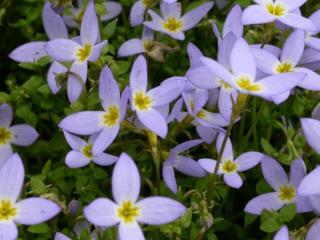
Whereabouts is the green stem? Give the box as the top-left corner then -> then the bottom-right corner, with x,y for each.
147,131 -> 161,194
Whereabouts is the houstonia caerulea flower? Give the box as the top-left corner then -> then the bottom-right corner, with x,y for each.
305,9 -> 320,51
162,139 -> 206,193
45,1 -> 108,102
63,0 -> 122,28
273,226 -> 289,240
144,1 -> 213,40
241,0 -> 316,31
0,103 -> 38,167
63,130 -> 117,168
59,65 -> 128,155
129,55 -> 186,138
199,133 -> 264,188
201,37 -> 306,100
300,118 -> 320,154
0,154 -> 60,240
245,157 -> 312,215
84,153 -> 186,240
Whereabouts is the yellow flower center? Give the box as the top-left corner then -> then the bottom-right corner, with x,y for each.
278,185 -> 296,203
143,40 -> 154,52
275,62 -> 294,73
102,105 -> 120,127
236,76 -> 261,92
82,144 -> 93,159
142,0 -> 155,7
0,127 -> 12,145
221,160 -> 237,173
162,17 -> 184,33
76,43 -> 92,63
196,110 -> 207,119
217,79 -> 233,91
265,3 -> 286,17
133,91 -> 152,111
0,200 -> 17,221
117,201 -> 140,224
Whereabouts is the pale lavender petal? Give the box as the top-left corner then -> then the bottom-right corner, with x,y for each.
301,118 -> 320,154
223,4 -> 243,38
175,156 -> 206,177
187,42 -> 203,69
92,125 -> 119,155
99,65 -> 120,107
93,153 -> 118,166
309,195 -> 320,213
112,153 -> 140,203
295,195 -> 313,213
289,158 -> 306,188
0,153 -> 24,201
162,166 -> 177,193
216,133 -> 234,161
84,198 -> 118,227
197,111 -> 229,127
218,89 -> 237,122
306,37 -> 320,51
137,109 -> 168,138
55,232 -> 71,240
65,150 -> 90,168
89,40 -> 107,62
81,1 -> 98,44
118,39 -> 144,57
42,2 -> 68,40
181,2 -> 213,31
59,111 -> 104,135
251,48 -> 279,74
241,5 -> 275,25
47,61 -> 68,94
173,139 -> 203,152
161,2 -> 181,19
224,173 -> 243,188
9,124 -> 39,146
148,77 -> 186,107
218,32 -> 237,68
120,87 -> 130,121
295,67 -> 320,90
298,166 -> 320,195
0,221 -> 18,240
101,1 -> 122,21
0,103 -> 12,126
130,0 -> 146,26
130,55 -> 148,93
281,0 -> 307,11
63,130 -> 86,151
306,219 -> 320,240
119,222 -> 144,240
235,152 -> 264,172
278,14 -> 317,32
67,62 -> 87,103
244,192 -> 283,215
230,38 -> 256,79
300,48 -> 320,65
167,98 -> 183,123
137,197 -> 186,225
196,126 -> 218,144
0,144 -> 13,168
273,226 -> 289,240
14,198 -> 60,225
281,29 -> 305,65
142,26 -> 154,40
188,66 -> 219,89
309,9 -> 320,31
198,158 -> 222,174
261,157 -> 289,191
45,39 -> 79,61
9,42 -> 47,63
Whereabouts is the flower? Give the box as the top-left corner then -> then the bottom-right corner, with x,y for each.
199,133 -> 264,188
273,225 -> 289,240
0,103 -> 38,167
45,1 -> 108,102
241,0 -> 316,32
144,1 -> 213,40
55,232 -> 70,240
84,153 -> 186,240
201,37 -> 306,99
162,139 -> 206,193
245,157 -> 312,215
305,9 -> 320,51
63,130 -> 117,168
129,55 -> 186,138
59,65 -> 128,155
0,154 -> 60,240
300,118 -> 320,154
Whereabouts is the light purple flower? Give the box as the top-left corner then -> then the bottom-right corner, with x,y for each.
298,166 -> 320,196
0,103 -> 38,167
273,225 -> 289,240
144,1 -> 213,40
45,1 -> 108,102
163,139 -> 206,193
64,0 -> 122,28
84,153 -> 186,240
300,48 -> 320,71
129,55 -> 186,138
55,232 -> 70,240
306,219 -> 320,240
241,0 -> 317,32
0,154 -> 60,239
305,9 -> 320,51
199,133 -> 264,189
300,118 -> 320,154
63,130 -> 117,168
59,65 -> 128,155
201,37 -> 306,100
245,157 -> 312,215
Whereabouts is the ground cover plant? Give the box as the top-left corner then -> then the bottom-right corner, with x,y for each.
1,0 -> 320,239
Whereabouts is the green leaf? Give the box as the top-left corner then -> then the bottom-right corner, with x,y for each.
31,176 -> 47,195
278,203 -> 296,223
27,223 -> 50,233
261,137 -> 277,155
102,19 -> 118,39
260,218 -> 281,233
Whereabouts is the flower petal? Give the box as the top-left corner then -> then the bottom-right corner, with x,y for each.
181,2 -> 213,31
306,37 -> 320,51
162,166 -> 177,193
161,2 -> 181,19
45,39 -> 79,62
175,156 -> 206,177
136,197 -> 186,225
278,14 -> 316,32
235,151 -> 264,172
198,158 -> 221,174
273,225 -> 289,240
9,124 -> 39,146
251,48 -> 279,74
173,139 -> 203,152
298,166 -> 320,196
223,173 -> 243,188
67,62 -> 87,103
118,222 -> 145,240
93,153 -> 118,166
99,65 -> 120,107
118,39 -> 144,57
101,1 -> 122,21
89,40 -> 108,62
295,195 -> 313,213
281,29 -> 305,66
137,109 -> 168,138
84,198 -> 119,227
289,158 -> 306,188
92,125 -> 119,155
63,130 -> 86,151
0,221 -> 18,240
0,144 -> 13,168
130,0 -> 146,26
130,55 -> 148,93
112,153 -> 141,204
241,5 -> 275,25
0,103 -> 12,126
223,4 -> 243,38
301,118 -> 320,154
306,219 -> 320,240
244,192 -> 283,215
65,150 -> 90,168
188,66 -> 219,89
55,232 -> 71,240
295,67 -> 320,90
9,42 -> 47,63
187,42 -> 203,69
216,132 -> 234,161
14,198 -> 60,225
281,0 -> 307,11
47,61 -> 68,94
81,1 -> 98,44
